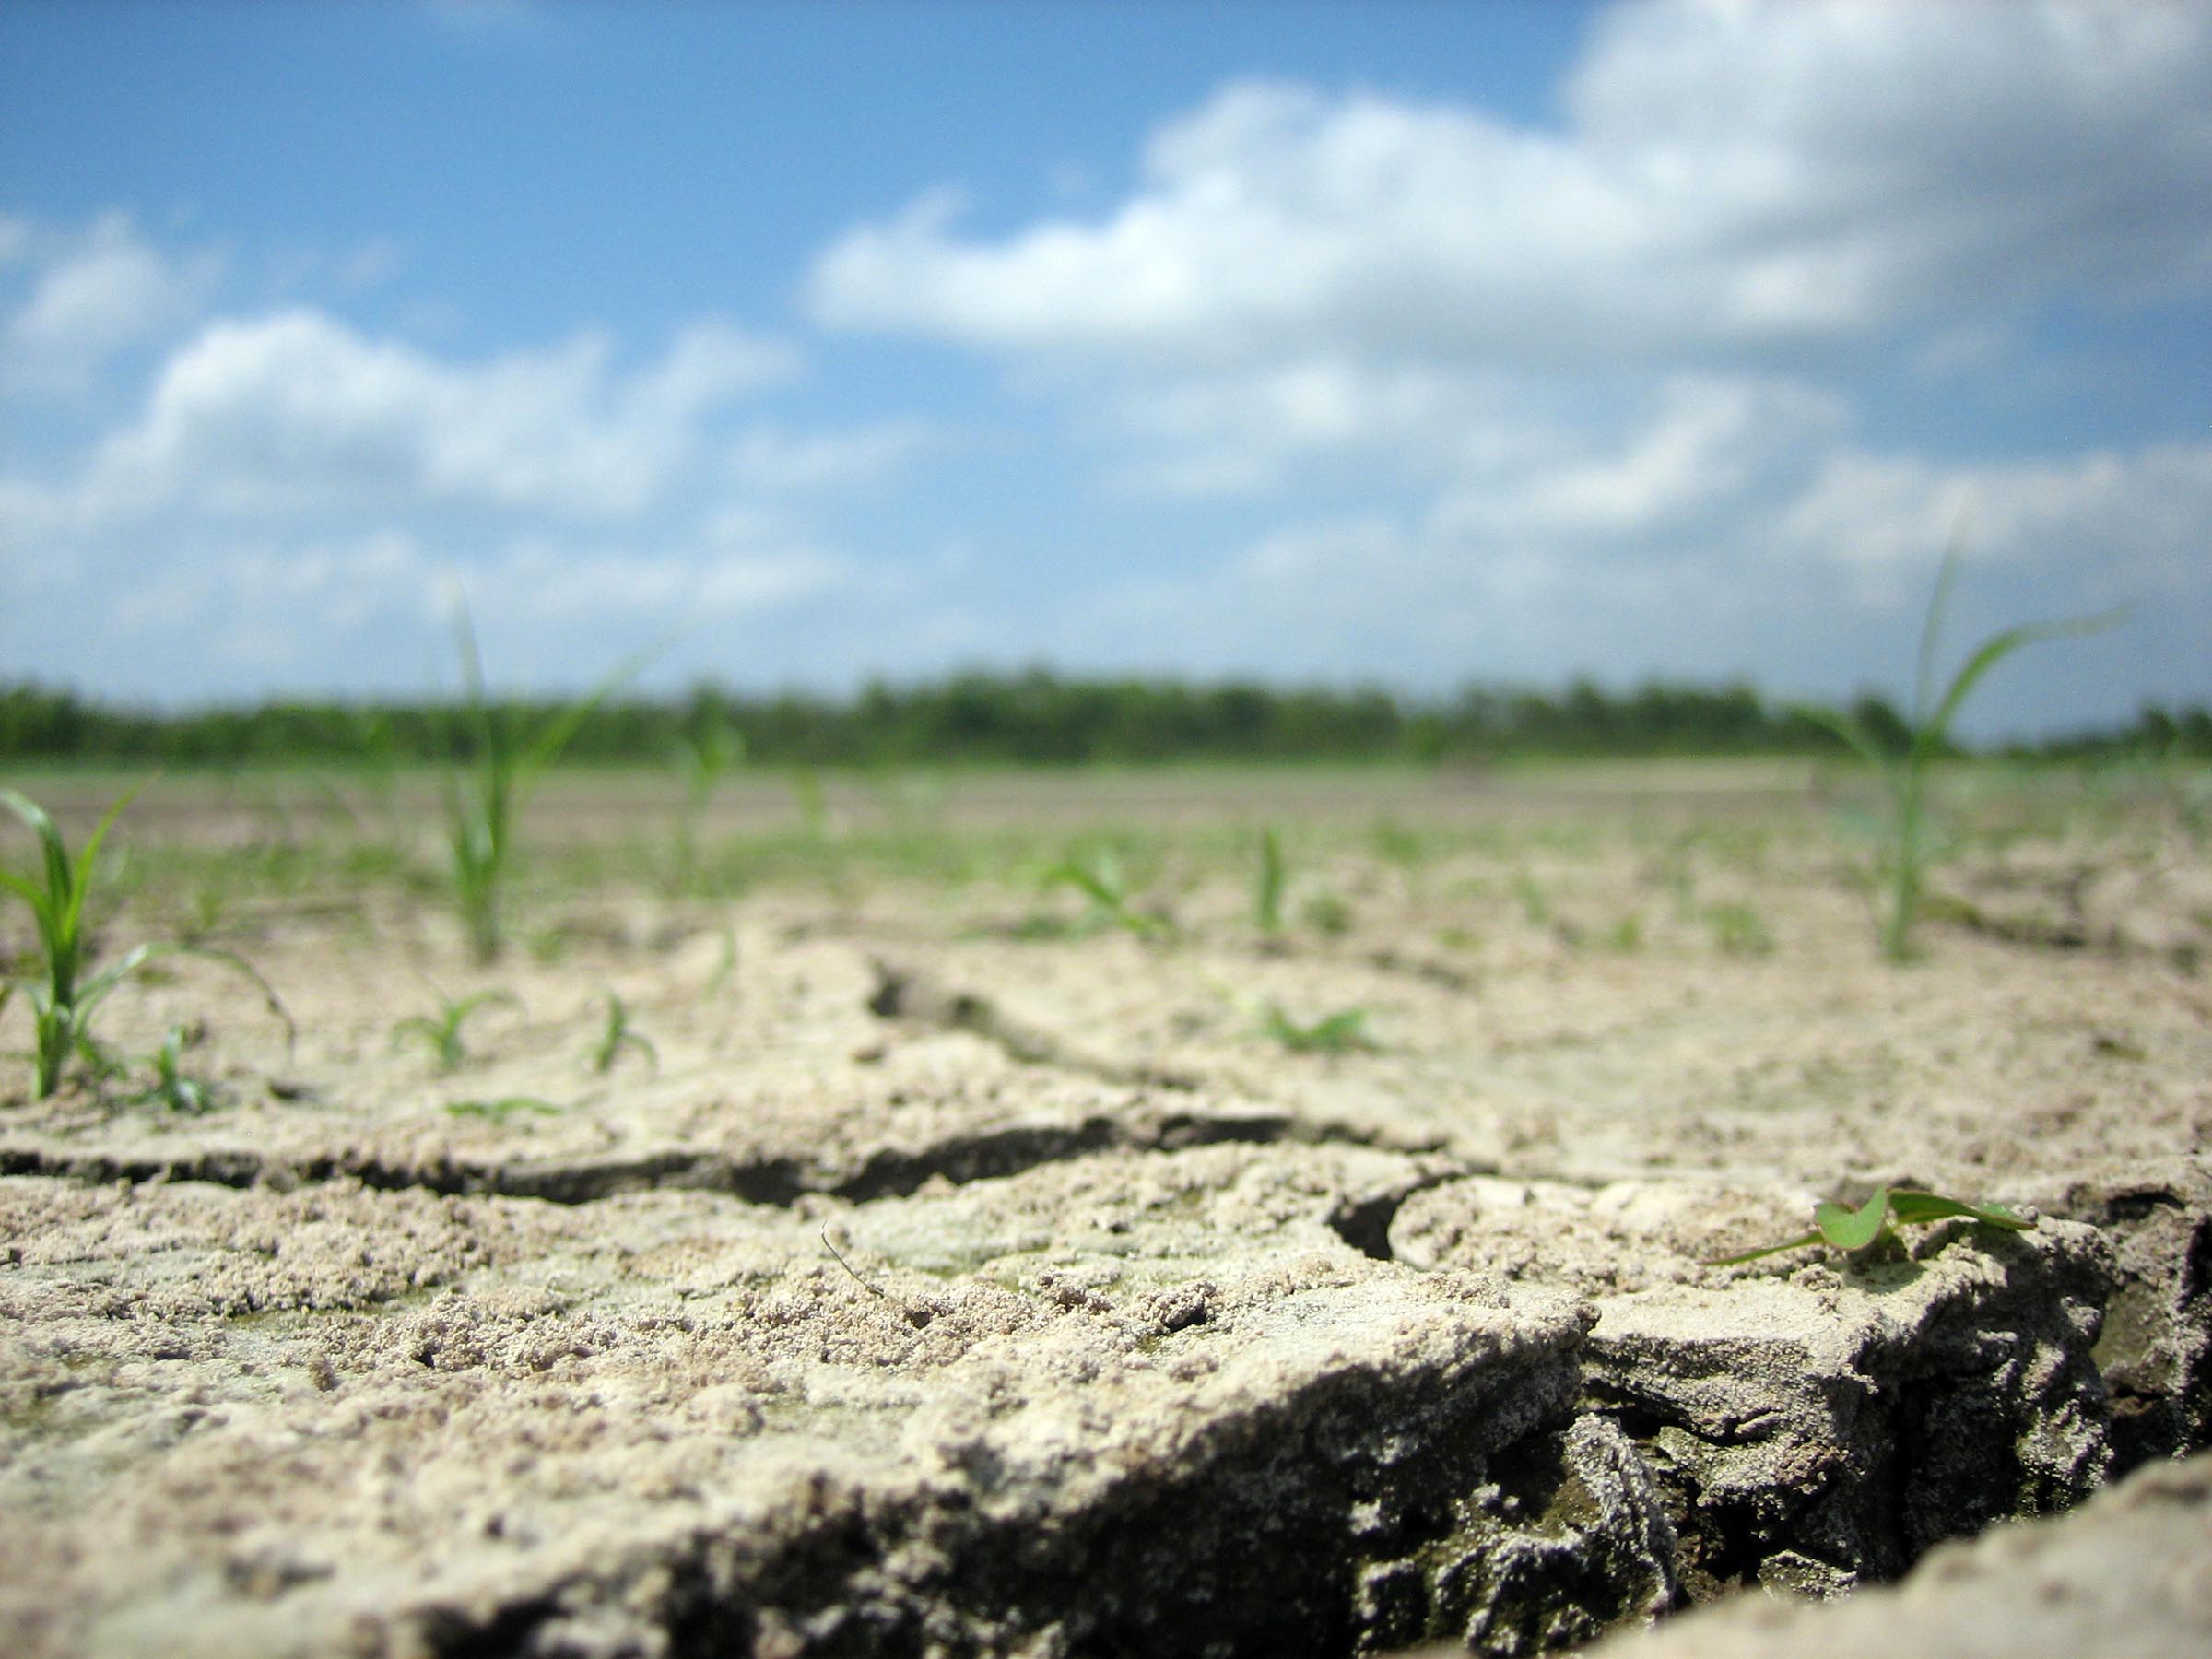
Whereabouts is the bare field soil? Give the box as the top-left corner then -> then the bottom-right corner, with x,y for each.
3,761 -> 2208,1657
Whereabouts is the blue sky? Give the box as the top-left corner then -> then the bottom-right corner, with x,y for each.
3,0 -> 2207,737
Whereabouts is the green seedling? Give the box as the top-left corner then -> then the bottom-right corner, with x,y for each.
2,782 -> 292,1098
1260,1001 -> 1378,1054
392,986 -> 522,1072
671,719 -> 744,892
1797,538 -> 2119,962
1043,848 -> 1171,939
1298,888 -> 1352,936
444,1095 -> 562,1123
125,1024 -> 222,1114
441,603 -> 652,963
1254,828 -> 1286,935
1706,1186 -> 2034,1266
1703,900 -> 1775,957
585,989 -> 657,1076
1512,871 -> 1551,928
1602,914 -> 1645,953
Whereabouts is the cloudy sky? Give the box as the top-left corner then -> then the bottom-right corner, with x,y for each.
3,0 -> 2206,735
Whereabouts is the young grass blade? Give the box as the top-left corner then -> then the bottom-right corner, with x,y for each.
1261,1002 -> 1378,1054
587,990 -> 658,1076
444,1095 -> 562,1123
1813,1187 -> 1894,1252
1705,1183 -> 2036,1268
3,777 -> 227,1096
76,941 -> 295,1052
1887,1190 -> 2033,1231
1920,611 -> 2127,759
1254,829 -> 1286,934
1790,703 -> 1894,781
393,986 -> 522,1072
1703,1230 -> 1827,1268
1796,530 -> 2124,963
442,599 -> 662,961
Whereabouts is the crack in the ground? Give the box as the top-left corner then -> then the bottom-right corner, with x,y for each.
0,1105 -> 1414,1210
1324,1168 -> 1473,1261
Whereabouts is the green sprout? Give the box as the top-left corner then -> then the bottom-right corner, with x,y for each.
1706,1186 -> 2035,1267
1601,913 -> 1645,953
671,717 -> 744,892
1703,900 -> 1775,958
125,1024 -> 222,1114
1260,1002 -> 1378,1054
1798,538 -> 2119,962
585,989 -> 658,1076
391,986 -> 523,1072
1043,847 -> 1171,939
1297,888 -> 1352,936
1511,871 -> 1551,928
1254,828 -> 1287,935
441,602 -> 651,962
2,782 -> 292,1099
444,1095 -> 563,1123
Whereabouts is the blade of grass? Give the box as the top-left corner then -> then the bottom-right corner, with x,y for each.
1887,1191 -> 2032,1230
441,599 -> 660,961
4,778 -> 289,1096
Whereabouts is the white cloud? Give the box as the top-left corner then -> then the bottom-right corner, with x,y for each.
61,309 -> 796,522
1067,414 -> 2212,696
3,213 -> 219,393
80,515 -> 863,692
1100,358 -> 1541,496
726,418 -> 934,492
1779,440 -> 2212,606
470,526 -> 853,626
1431,375 -> 1846,543
811,2 -> 2212,367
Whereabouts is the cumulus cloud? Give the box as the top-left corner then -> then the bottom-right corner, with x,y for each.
796,0 -> 2211,723
3,213 -> 219,393
1070,427 -> 2212,700
61,309 -> 796,521
811,1 -> 2212,367
1778,440 -> 2212,606
72,514 -> 865,694
1430,376 -> 1848,543
726,419 -> 935,492
1099,359 -> 1545,496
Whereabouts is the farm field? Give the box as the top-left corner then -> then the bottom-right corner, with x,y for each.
4,759 -> 2208,1657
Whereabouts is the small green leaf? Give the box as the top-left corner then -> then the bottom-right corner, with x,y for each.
1815,1187 -> 1893,1251
1888,1190 -> 2033,1230
445,1095 -> 562,1122
1261,1002 -> 1377,1054
1706,1182 -> 2035,1268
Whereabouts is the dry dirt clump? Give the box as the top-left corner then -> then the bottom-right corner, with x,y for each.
2,763 -> 2208,1656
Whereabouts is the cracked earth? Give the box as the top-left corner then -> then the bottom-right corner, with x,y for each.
3,765 -> 2207,1656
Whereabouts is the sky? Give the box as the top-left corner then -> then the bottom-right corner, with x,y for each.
2,0 -> 2207,738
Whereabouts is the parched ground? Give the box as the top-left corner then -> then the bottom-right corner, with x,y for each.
3,762 -> 2207,1657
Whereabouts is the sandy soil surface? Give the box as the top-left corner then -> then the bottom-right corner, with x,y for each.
3,762 -> 2206,1655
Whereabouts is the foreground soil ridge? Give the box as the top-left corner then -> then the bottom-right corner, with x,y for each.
4,1134 -> 2202,1657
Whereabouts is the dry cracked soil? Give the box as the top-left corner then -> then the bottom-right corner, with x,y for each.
2,763 -> 2208,1658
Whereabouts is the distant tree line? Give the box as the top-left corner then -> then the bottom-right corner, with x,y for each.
1,672 -> 2205,768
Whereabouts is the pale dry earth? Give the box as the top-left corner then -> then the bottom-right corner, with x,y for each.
2,763 -> 2207,1656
